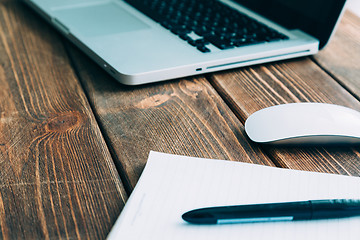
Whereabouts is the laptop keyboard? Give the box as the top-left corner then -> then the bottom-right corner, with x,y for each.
125,0 -> 289,53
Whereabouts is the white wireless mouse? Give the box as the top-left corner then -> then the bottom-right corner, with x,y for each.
244,103 -> 360,144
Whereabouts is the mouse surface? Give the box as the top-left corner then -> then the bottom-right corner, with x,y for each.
244,103 -> 360,144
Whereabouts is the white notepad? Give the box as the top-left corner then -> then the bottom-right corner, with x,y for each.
107,151 -> 360,240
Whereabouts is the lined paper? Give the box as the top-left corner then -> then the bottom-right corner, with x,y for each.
107,151 -> 360,240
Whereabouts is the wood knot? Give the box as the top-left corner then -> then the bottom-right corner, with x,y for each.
45,112 -> 82,132
180,80 -> 205,98
184,80 -> 204,92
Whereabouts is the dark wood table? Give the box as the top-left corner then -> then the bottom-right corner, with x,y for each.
1,1 -> 359,239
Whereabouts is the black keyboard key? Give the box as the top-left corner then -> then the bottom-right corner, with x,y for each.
179,34 -> 190,41
205,35 -> 234,49
197,45 -> 211,53
195,38 -> 208,45
235,40 -> 266,47
187,39 -> 197,46
171,27 -> 191,36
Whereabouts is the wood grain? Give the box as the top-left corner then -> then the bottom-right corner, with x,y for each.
313,11 -> 360,99
0,1 -> 127,239
210,11 -> 360,176
65,44 -> 276,191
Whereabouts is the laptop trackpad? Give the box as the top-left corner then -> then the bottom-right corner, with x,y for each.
53,2 -> 150,37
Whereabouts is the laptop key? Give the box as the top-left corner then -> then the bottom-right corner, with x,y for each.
188,39 -> 197,46
179,34 -> 190,41
195,38 -> 209,45
205,35 -> 234,50
197,45 -> 211,53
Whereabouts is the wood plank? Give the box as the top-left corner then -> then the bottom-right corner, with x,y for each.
313,11 -> 360,99
210,57 -> 360,175
0,2 -> 127,239
65,44 -> 276,191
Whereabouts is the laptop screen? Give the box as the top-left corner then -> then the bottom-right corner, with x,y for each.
236,0 -> 347,49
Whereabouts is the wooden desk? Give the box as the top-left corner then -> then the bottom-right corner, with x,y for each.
0,1 -> 359,239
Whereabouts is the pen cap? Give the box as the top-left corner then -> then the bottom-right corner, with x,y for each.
311,199 -> 360,219
182,211 -> 217,224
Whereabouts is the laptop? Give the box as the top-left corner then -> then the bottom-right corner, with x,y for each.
24,0 -> 348,85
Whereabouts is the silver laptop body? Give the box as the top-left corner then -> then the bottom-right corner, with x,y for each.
24,0 -> 347,85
